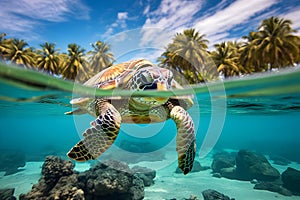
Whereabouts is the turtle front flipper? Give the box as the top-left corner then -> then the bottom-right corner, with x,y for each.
67,100 -> 121,161
64,108 -> 86,115
170,105 -> 196,175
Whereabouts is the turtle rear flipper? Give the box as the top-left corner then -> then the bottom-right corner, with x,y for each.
170,105 -> 196,175
67,101 -> 121,161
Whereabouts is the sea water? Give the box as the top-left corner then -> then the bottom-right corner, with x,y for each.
0,63 -> 300,199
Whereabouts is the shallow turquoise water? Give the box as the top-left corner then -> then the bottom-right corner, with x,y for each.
0,64 -> 300,163
1,64 -> 300,200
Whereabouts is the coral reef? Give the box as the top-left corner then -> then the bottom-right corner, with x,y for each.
41,156 -> 75,187
77,160 -> 144,200
20,156 -> 155,200
0,150 -> 25,176
19,156 -> 82,200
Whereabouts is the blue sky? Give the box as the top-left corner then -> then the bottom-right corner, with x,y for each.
1,0 -> 300,62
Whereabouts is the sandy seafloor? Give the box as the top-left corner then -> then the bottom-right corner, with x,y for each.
1,149 -> 300,200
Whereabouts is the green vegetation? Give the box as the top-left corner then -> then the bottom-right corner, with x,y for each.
239,17 -> 300,72
87,41 -> 115,76
0,38 -> 36,69
211,41 -> 248,78
0,17 -> 299,84
35,42 -> 61,75
0,35 -> 115,83
61,43 -> 90,82
158,28 -> 217,83
160,16 -> 300,83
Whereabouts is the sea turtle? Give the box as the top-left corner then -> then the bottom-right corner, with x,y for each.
66,59 -> 196,175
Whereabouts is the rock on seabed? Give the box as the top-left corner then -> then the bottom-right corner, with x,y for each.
235,150 -> 280,181
281,167 -> 300,195
19,156 -> 153,200
202,189 -> 235,200
0,188 -> 17,200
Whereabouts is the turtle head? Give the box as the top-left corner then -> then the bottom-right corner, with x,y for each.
129,66 -> 173,106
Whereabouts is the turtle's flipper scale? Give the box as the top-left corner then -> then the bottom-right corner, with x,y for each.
67,141 -> 94,161
67,101 -> 121,161
170,105 -> 196,175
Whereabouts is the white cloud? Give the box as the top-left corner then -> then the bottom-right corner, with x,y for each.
140,0 -> 204,48
103,27 -> 114,38
143,5 -> 150,16
139,0 -> 296,47
118,12 -> 128,20
194,0 -> 278,42
103,12 -> 129,38
140,26 -> 171,48
0,0 -> 90,35
138,0 -> 300,60
144,0 -> 202,30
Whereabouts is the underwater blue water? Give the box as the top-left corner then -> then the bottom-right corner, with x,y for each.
1,64 -> 300,200
0,67 -> 300,165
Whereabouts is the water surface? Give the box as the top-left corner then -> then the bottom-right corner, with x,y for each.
0,63 -> 300,163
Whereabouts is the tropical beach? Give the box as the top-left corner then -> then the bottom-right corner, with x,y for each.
1,0 -> 300,199
1,15 -> 299,83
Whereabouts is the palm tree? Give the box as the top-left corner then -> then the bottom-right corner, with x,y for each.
159,28 -> 216,83
61,43 -> 90,82
0,33 -> 11,61
35,42 -> 61,75
2,38 -> 35,68
260,17 -> 299,69
211,41 -> 247,78
87,41 -> 115,75
296,41 -> 300,64
158,50 -> 191,84
239,31 -> 264,72
241,17 -> 300,71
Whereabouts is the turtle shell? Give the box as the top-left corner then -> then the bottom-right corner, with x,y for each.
84,59 -> 155,89
69,59 -> 156,107
69,59 -> 194,110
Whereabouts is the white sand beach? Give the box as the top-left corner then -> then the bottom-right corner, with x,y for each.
0,150 -> 299,200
